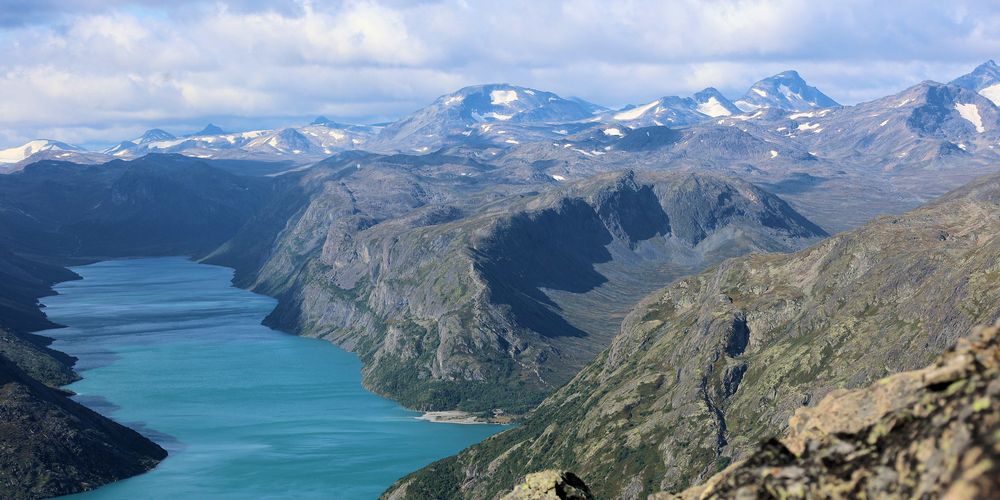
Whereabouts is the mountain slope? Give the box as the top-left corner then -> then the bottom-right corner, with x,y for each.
389,172 -> 1000,499
0,155 -> 275,258
0,353 -> 167,500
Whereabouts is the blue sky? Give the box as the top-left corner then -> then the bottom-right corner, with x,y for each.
0,0 -> 998,147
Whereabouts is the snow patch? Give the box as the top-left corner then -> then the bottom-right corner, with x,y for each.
602,127 -> 624,137
551,174 -> 566,181
696,97 -> 732,117
614,99 -> 660,121
879,119 -> 890,127
979,83 -> 1000,105
443,95 -> 464,106
769,150 -> 778,158
955,103 -> 986,133
490,89 -> 519,105
484,112 -> 513,121
751,88 -> 768,97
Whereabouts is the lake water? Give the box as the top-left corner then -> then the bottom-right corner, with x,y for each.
40,257 -> 503,499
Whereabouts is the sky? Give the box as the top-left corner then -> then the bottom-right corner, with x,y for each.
0,0 -> 998,148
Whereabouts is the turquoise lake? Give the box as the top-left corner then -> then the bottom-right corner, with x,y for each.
40,257 -> 504,499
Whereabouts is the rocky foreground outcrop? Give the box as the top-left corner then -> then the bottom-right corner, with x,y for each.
506,322 -> 999,500
666,321 -> 1000,499
502,470 -> 595,500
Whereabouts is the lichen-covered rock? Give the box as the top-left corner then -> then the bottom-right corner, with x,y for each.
668,321 -> 1000,499
502,470 -> 595,500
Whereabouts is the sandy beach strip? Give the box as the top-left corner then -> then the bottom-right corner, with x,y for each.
415,410 -> 485,424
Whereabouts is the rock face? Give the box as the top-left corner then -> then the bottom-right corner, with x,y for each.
243,167 -> 825,413
669,321 -> 1000,500
502,470 -> 595,500
0,354 -> 167,499
388,173 -> 1000,499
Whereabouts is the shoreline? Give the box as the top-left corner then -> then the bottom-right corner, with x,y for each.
416,410 -> 489,425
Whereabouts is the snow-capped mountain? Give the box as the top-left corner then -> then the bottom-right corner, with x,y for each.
103,129 -> 178,156
103,120 -> 377,160
0,139 -> 111,172
720,80 -> 1000,171
372,83 -> 604,151
605,87 -> 742,127
0,139 -> 85,164
951,60 -> 1000,105
734,70 -> 839,112
244,128 -> 316,155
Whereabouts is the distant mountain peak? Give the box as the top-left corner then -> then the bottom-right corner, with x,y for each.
311,116 -> 346,126
734,71 -> 839,112
607,87 -> 740,126
191,124 -> 225,136
373,83 -> 602,151
136,128 -> 175,144
951,60 -> 1000,105
692,88 -> 741,117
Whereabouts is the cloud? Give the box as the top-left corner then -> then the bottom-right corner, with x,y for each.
0,0 -> 998,147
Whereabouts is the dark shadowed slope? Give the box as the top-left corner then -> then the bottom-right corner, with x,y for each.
0,354 -> 167,500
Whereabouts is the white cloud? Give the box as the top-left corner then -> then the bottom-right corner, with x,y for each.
0,0 -> 998,147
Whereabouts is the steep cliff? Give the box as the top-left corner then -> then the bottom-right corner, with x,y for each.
249,167 -> 825,413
